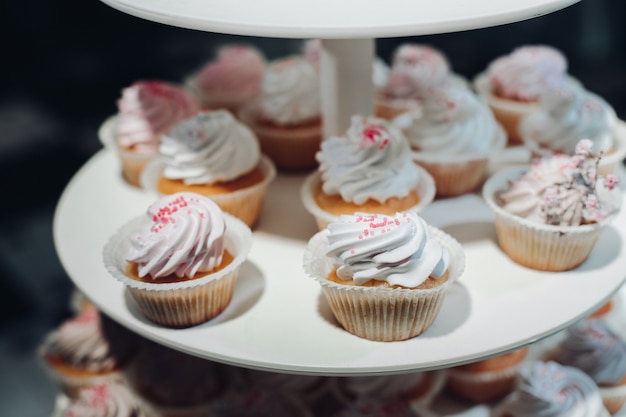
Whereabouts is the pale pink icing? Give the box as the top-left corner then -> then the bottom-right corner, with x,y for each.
116,81 -> 198,152
487,45 -> 568,102
126,192 -> 226,279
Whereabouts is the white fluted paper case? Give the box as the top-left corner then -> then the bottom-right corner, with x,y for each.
103,213 -> 252,328
482,166 -> 621,272
303,225 -> 465,342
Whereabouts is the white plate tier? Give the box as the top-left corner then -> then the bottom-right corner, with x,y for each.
53,149 -> 626,376
99,0 -> 580,38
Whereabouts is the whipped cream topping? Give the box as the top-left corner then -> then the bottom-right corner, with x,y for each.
498,361 -> 606,417
259,56 -> 320,125
520,83 -> 615,154
116,81 -> 199,152
498,140 -> 621,226
487,45 -> 568,102
160,110 -> 260,184
384,43 -> 450,99
127,192 -> 226,279
317,115 -> 421,204
39,307 -> 119,372
554,319 -> 626,386
403,83 -> 502,154
64,382 -> 144,417
326,212 -> 449,288
195,45 -> 266,96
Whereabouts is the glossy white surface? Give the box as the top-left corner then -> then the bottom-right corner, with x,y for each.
99,0 -> 580,38
53,149 -> 626,375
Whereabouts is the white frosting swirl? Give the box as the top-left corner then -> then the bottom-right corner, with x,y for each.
497,361 -> 606,417
259,56 -> 320,125
403,83 -> 503,154
384,43 -> 450,99
554,319 -> 626,386
160,110 -> 260,184
39,307 -> 119,372
116,81 -> 198,152
126,192 -> 225,279
487,45 -> 568,102
64,382 -> 144,417
317,115 -> 421,205
520,83 -> 615,155
326,212 -> 449,288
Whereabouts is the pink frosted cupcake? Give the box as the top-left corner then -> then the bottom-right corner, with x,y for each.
482,139 -> 622,271
186,44 -> 266,113
301,115 -> 436,230
239,56 -> 322,171
100,80 -> 199,187
303,211 -> 465,342
38,306 -> 134,398
377,43 -> 451,120
474,45 -> 570,145
61,381 -> 146,417
103,192 -> 252,327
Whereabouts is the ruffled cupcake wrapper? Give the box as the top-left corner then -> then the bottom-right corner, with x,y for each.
600,383 -> 626,415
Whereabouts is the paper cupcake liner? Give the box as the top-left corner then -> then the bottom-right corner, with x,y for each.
239,102 -> 322,171
446,365 -> 523,403
103,213 -> 252,328
412,126 -> 506,197
98,115 -> 159,188
300,166 -> 437,231
303,226 -> 465,342
482,166 -> 620,272
140,155 -> 276,228
600,383 -> 626,415
40,358 -> 124,399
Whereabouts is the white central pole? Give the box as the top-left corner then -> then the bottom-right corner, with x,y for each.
320,38 -> 375,138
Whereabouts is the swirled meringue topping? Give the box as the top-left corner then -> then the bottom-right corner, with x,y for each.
39,307 -> 119,373
554,319 -> 626,386
317,115 -> 421,205
326,212 -> 449,288
498,140 -> 621,226
126,192 -> 225,279
384,43 -> 450,99
64,382 -> 144,417
498,361 -> 605,417
258,56 -> 320,125
160,110 -> 260,184
487,45 -> 568,102
520,83 -> 615,155
116,81 -> 198,152
194,45 -> 266,96
404,83 -> 502,154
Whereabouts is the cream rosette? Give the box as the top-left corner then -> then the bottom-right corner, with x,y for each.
303,212 -> 465,342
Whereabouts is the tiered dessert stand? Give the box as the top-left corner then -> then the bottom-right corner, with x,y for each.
54,0 -> 626,380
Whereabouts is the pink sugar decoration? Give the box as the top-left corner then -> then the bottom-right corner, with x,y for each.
604,174 -> 619,190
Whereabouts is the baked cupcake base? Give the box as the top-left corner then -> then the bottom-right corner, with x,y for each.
141,155 -> 276,228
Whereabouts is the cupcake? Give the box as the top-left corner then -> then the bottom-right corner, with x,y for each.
185,44 -> 266,113
519,81 -> 626,175
445,347 -> 529,404
332,398 -> 428,417
376,43 -> 450,120
402,81 -> 506,197
547,319 -> 626,415
303,211 -> 465,342
102,192 -> 252,328
235,368 -> 329,406
493,361 -> 611,417
482,139 -> 622,271
207,388 -> 314,417
301,115 -> 436,230
101,80 -> 199,187
473,45 -> 570,145
142,109 -> 276,227
331,371 -> 446,409
238,56 -> 322,171
61,381 -> 146,417
123,339 -> 224,417
38,306 -> 134,398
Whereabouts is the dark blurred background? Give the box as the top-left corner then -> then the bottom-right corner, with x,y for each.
0,0 -> 624,415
